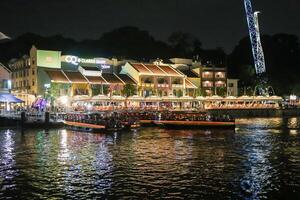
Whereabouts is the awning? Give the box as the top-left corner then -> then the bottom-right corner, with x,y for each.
45,69 -> 69,83
0,93 -> 24,103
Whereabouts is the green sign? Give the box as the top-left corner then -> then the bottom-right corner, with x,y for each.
37,50 -> 61,68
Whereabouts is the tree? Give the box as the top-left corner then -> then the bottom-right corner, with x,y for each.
122,83 -> 136,97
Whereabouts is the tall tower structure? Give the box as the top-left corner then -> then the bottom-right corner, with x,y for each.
244,0 -> 266,75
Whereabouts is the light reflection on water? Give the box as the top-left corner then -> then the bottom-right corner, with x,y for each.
0,117 -> 299,199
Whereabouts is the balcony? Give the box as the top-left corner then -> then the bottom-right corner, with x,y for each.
172,84 -> 183,88
140,83 -> 154,88
157,84 -> 169,88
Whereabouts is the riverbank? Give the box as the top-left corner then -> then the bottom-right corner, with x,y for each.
208,108 -> 300,118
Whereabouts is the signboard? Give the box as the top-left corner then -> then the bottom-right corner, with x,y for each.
37,50 -> 61,68
61,55 -> 110,68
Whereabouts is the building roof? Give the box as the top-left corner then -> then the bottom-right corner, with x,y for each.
45,69 -> 69,83
159,65 -> 183,76
63,71 -> 88,83
118,74 -> 137,85
179,69 -> 199,78
143,64 -> 166,75
131,63 -> 152,74
80,66 -> 100,71
185,79 -> 197,89
85,76 -> 107,84
102,73 -> 123,84
130,63 -> 183,77
0,63 -> 11,72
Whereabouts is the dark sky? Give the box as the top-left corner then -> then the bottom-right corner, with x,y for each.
1,0 -> 299,52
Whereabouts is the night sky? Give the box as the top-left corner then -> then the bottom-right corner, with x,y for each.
1,0 -> 299,52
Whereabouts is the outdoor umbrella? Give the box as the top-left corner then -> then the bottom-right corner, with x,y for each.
0,94 -> 24,103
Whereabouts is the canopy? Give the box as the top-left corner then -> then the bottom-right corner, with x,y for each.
179,95 -> 194,101
0,93 -> 24,103
91,94 -> 110,101
110,95 -> 126,101
195,96 -> 205,101
127,95 -> 145,101
145,95 -> 162,102
161,95 -> 179,101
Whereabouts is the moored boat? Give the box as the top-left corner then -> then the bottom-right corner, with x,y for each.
63,111 -> 140,132
154,119 -> 235,129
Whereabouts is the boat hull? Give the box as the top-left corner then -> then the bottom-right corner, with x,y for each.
154,120 -> 235,129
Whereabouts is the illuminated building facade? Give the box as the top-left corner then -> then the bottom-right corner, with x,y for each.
8,46 -> 236,106
120,62 -> 197,97
0,63 -> 11,94
169,58 -> 228,96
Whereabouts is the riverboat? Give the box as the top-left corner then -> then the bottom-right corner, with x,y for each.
63,112 -> 140,132
138,111 -> 235,129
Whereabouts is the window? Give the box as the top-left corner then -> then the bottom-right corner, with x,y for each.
215,72 -> 225,79
32,69 -> 35,75
229,83 -> 234,87
203,81 -> 213,87
32,80 -> 35,86
202,72 -> 213,79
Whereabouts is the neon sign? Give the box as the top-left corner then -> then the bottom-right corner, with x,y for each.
63,55 -> 107,66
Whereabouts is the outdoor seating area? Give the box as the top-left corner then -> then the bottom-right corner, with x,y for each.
62,94 -> 283,111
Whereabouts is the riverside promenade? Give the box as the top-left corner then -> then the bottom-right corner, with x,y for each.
208,108 -> 300,118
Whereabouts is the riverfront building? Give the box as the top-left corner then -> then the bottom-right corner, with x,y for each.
7,46 -> 238,107
0,63 -> 11,94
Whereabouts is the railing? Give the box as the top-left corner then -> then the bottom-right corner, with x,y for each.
140,83 -> 154,87
172,84 -> 183,88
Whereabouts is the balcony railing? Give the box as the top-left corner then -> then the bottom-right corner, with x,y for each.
172,84 -> 183,88
140,83 -> 154,87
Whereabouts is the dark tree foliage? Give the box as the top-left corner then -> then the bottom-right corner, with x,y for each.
1,27 -> 299,95
228,33 -> 300,95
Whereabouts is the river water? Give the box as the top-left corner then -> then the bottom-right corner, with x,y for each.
0,118 -> 299,199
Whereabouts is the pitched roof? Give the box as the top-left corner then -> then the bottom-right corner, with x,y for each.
158,65 -> 182,76
102,73 -> 123,84
118,74 -> 137,85
130,63 -> 183,77
85,76 -> 107,84
63,71 -> 88,83
45,69 -> 69,83
143,64 -> 166,75
179,69 -> 199,78
185,79 -> 197,89
131,63 -> 152,74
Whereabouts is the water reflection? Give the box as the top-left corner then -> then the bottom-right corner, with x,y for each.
0,130 -> 17,192
0,118 -> 299,199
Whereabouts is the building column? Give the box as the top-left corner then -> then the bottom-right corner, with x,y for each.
183,76 -> 186,96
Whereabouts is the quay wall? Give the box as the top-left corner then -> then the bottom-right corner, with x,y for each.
207,108 -> 300,118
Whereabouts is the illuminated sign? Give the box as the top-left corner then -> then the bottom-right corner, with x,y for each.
99,64 -> 110,69
37,50 -> 61,68
62,55 -> 108,66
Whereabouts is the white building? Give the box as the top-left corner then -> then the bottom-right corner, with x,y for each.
227,79 -> 239,96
